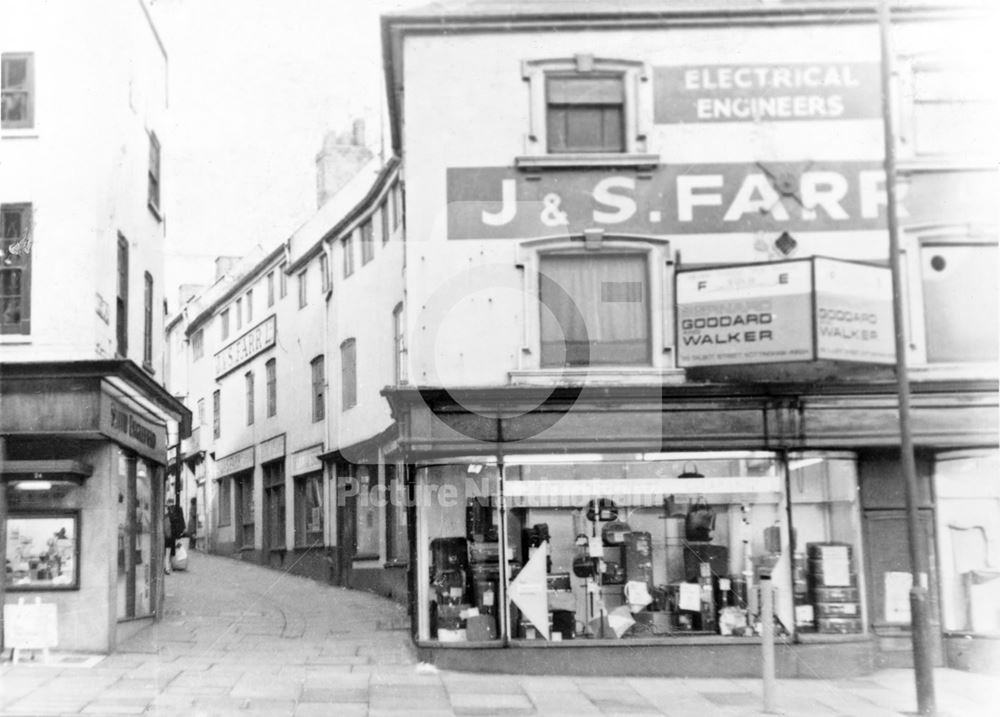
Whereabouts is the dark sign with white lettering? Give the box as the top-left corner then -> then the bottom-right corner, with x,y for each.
653,63 -> 881,123
215,315 -> 277,378
102,397 -> 166,460
446,161 -> 890,240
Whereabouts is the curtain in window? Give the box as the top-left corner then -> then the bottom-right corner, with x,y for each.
540,254 -> 649,366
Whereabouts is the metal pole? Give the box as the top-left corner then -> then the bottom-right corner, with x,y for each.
761,573 -> 777,714
877,2 -> 936,713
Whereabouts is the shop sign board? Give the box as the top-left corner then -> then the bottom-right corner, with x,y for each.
653,63 -> 881,123
215,315 -> 276,378
676,257 -> 893,368
676,261 -> 813,366
446,161 -> 889,239
101,396 -> 166,461
291,444 -> 323,476
813,257 -> 894,363
216,446 -> 254,477
258,434 -> 286,464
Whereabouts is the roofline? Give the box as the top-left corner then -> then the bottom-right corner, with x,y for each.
380,0 -> 991,157
0,359 -> 192,437
285,157 -> 402,275
179,245 -> 287,338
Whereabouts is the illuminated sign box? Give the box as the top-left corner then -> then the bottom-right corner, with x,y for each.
676,257 -> 893,368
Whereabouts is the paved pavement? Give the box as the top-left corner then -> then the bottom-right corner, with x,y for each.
1,550 -> 997,716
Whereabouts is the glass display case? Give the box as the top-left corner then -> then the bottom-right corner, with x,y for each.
5,512 -> 80,590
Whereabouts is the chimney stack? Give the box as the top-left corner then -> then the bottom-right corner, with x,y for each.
214,256 -> 241,281
178,284 -> 206,307
315,119 -> 374,208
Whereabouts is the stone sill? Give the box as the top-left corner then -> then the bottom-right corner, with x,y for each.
509,368 -> 686,387
515,153 -> 660,171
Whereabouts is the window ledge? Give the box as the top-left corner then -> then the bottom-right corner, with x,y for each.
509,367 -> 686,387
909,362 -> 999,382
2,130 -> 39,140
515,154 -> 660,171
383,560 -> 409,569
896,156 -> 998,174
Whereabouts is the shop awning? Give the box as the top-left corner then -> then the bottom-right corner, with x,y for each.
0,459 -> 93,484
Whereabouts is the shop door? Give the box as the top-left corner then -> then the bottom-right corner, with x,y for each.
862,509 -> 943,664
338,466 -> 379,587
262,461 -> 286,561
116,453 -> 154,620
337,470 -> 356,586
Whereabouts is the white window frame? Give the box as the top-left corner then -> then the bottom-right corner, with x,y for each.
896,52 -> 995,168
519,55 -> 655,169
902,224 -> 998,376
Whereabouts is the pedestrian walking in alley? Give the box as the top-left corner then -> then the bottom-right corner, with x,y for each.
164,495 -> 186,574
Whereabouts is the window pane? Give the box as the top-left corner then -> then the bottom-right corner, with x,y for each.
547,76 -> 624,104
295,474 -> 324,547
914,102 -> 994,156
341,341 -> 357,408
540,254 -> 649,366
922,245 -> 998,362
355,468 -> 379,556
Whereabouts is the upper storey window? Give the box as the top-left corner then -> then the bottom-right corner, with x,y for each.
899,55 -> 993,160
546,74 -> 624,153
521,55 -> 652,167
1,54 -> 33,129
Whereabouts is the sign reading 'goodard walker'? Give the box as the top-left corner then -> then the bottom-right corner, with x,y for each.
654,63 -> 881,123
676,258 -> 893,368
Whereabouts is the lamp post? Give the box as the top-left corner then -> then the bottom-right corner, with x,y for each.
877,1 -> 936,713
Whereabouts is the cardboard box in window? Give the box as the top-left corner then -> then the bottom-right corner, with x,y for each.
465,614 -> 496,641
437,629 -> 466,642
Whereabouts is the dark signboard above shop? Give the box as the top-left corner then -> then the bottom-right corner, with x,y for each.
446,161 -> 890,239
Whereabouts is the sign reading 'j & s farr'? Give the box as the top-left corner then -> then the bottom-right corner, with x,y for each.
215,315 -> 277,378
447,162 -> 893,240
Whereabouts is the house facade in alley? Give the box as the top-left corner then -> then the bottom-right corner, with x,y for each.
1,0 -> 190,653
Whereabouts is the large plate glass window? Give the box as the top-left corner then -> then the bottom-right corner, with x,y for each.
6,513 -> 79,590
787,452 -> 866,636
294,472 -> 324,548
934,451 -> 1000,635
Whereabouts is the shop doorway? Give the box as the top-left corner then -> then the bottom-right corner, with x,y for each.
263,460 -> 286,561
116,451 -> 154,620
338,465 -> 379,587
862,509 -> 943,666
232,470 -> 255,553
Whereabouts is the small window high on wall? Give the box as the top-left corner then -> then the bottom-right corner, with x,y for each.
546,74 -> 625,153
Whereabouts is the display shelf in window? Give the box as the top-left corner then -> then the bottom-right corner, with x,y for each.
5,512 -> 80,591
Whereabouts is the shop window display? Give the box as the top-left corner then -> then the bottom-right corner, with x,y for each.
412,454 -> 870,644
5,513 -> 79,590
787,453 -> 866,635
934,451 -> 1000,634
